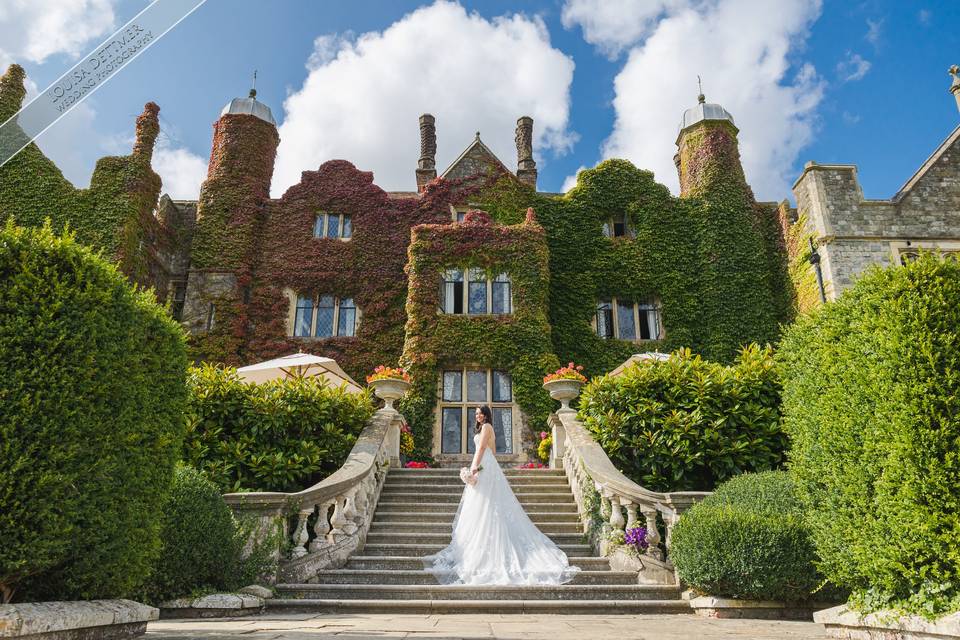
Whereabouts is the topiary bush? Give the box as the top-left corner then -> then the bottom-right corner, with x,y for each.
184,364 -> 374,493
670,471 -> 830,602
141,465 -> 278,604
578,345 -> 785,491
0,222 -> 188,603
778,254 -> 960,618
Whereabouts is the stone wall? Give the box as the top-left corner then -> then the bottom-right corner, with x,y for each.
792,126 -> 960,298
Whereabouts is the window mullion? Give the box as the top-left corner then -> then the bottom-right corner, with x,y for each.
333,298 -> 340,337
634,304 -> 641,341
612,296 -> 619,339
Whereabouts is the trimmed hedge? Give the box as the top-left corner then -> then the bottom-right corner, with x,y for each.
578,345 -> 786,491
0,222 -> 188,602
779,254 -> 960,617
184,364 -> 374,493
141,465 -> 277,603
670,471 -> 828,602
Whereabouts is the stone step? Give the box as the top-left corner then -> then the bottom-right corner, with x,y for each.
344,556 -> 613,571
381,483 -> 571,495
266,598 -> 691,615
364,532 -> 586,547
389,469 -> 566,477
378,492 -> 575,504
372,511 -> 582,524
368,521 -> 583,535
362,543 -> 596,558
275,583 -> 681,601
372,501 -> 579,514
310,569 -> 638,586
384,476 -> 570,487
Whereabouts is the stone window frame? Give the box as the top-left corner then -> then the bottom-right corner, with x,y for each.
439,269 -> 512,316
434,366 -> 519,457
313,212 -> 352,240
592,296 -> 663,341
284,288 -> 361,338
889,240 -> 960,266
601,212 -> 635,239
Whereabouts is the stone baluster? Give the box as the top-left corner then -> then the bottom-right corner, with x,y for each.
622,499 -> 638,531
641,506 -> 663,560
329,494 -> 348,542
308,500 -> 335,552
290,508 -> 312,558
354,474 -> 369,520
607,491 -> 625,533
341,488 -> 359,535
664,510 -> 679,553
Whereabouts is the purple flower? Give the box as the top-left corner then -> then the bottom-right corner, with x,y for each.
624,526 -> 649,551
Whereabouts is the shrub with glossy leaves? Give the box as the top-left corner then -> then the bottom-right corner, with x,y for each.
779,254 -> 960,617
184,365 -> 374,493
0,222 -> 188,602
670,471 -> 829,602
578,345 -> 785,492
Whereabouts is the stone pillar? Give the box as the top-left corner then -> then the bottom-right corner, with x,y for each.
416,113 -> 437,191
949,65 -> 960,115
515,116 -> 537,189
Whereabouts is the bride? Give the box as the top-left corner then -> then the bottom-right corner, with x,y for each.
423,405 -> 581,585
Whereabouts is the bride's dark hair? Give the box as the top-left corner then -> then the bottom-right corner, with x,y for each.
474,405 -> 493,434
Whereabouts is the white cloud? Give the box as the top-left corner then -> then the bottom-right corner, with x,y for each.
865,18 -> 883,49
560,0 -> 693,59
564,0 -> 824,200
918,9 -> 931,26
561,165 -> 586,192
153,136 -> 206,200
837,51 -> 871,83
842,111 -> 861,126
273,1 -> 576,196
0,0 -> 116,66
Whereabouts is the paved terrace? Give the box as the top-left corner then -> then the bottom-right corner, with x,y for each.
147,612 -> 828,639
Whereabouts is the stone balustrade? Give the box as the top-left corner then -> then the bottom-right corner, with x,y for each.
223,408 -> 403,583
549,410 -> 708,572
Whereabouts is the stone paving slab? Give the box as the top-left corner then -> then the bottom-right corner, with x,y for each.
146,612 -> 829,639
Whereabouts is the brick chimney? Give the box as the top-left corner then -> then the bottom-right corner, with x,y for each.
416,113 -> 437,191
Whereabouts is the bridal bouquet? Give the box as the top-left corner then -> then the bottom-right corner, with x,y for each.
459,466 -> 482,486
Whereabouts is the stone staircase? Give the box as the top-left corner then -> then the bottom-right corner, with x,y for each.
268,467 -> 689,614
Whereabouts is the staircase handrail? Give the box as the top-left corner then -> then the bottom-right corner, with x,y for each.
549,410 -> 709,562
223,408 -> 402,582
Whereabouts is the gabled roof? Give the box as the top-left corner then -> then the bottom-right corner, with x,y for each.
440,133 -> 514,181
894,124 -> 960,202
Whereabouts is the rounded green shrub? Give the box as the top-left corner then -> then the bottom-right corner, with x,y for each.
578,345 -> 785,491
778,254 -> 960,617
670,471 -> 826,602
142,465 -> 238,603
0,222 -> 188,602
185,364 -> 374,493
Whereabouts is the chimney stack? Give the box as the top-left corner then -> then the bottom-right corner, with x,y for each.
133,102 -> 160,159
515,116 -> 537,189
416,113 -> 437,191
950,65 -> 960,114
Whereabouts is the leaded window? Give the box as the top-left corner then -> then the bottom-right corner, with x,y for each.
291,294 -> 359,338
595,297 -> 662,341
439,368 -> 514,455
440,269 -> 512,315
313,212 -> 352,240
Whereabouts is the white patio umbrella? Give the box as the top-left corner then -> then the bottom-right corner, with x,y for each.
236,352 -> 363,393
608,351 -> 671,378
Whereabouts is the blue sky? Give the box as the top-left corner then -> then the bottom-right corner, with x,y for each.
3,0 -> 959,201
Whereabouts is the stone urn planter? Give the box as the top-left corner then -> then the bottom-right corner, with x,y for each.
543,379 -> 583,413
369,378 -> 410,411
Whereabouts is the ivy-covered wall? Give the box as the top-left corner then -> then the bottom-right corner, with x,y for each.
399,208 -> 559,457
0,64 -> 178,297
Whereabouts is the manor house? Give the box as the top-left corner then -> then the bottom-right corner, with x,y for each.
2,61 -> 957,463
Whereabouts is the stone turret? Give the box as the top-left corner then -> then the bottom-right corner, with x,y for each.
416,113 -> 437,191
183,85 -> 279,339
515,116 -> 537,188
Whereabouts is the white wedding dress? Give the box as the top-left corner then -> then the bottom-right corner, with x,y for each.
423,432 -> 581,585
